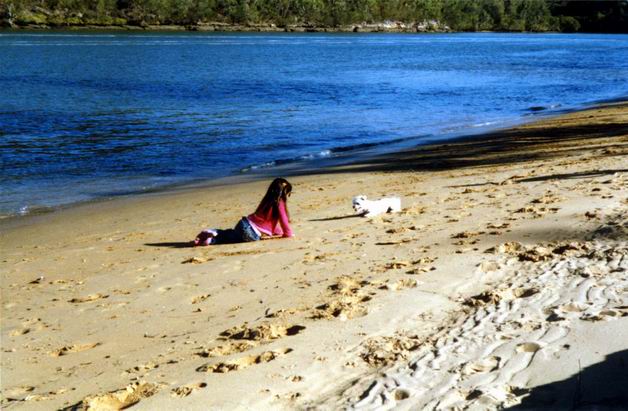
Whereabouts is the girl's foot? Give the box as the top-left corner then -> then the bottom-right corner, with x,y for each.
194,229 -> 217,246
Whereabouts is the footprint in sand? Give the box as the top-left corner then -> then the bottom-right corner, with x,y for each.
478,261 -> 500,273
171,382 -> 207,398
311,276 -> 375,320
376,239 -> 413,246
219,249 -> 267,257
463,290 -> 502,307
485,242 -> 524,255
51,342 -> 100,357
9,328 -> 31,337
406,266 -> 436,275
559,302 -> 588,313
513,287 -> 540,298
385,225 -> 422,234
191,294 -> 211,304
530,194 -> 563,205
302,253 -> 337,264
125,361 -> 159,374
219,323 -> 306,342
68,293 -> 109,303
197,349 -> 293,373
394,389 -> 412,401
182,256 -> 213,264
312,297 -> 371,320
328,276 -> 372,295
197,341 -> 258,358
383,261 -> 412,270
71,382 -> 158,410
515,342 -> 542,353
514,203 -> 560,219
359,334 -> 421,367
405,257 -> 437,274
462,356 -> 501,375
451,231 -> 483,240
517,246 -> 554,262
3,385 -> 36,403
381,279 -> 418,291
582,309 -> 623,321
487,222 -> 510,230
614,305 -> 628,316
385,227 -> 408,234
4,385 -> 36,396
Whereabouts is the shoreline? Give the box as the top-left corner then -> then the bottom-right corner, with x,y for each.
0,113 -> 550,223
1,95 -> 621,224
2,24 -> 625,35
7,25 -> 627,34
1,102 -> 627,409
2,21 -> 452,33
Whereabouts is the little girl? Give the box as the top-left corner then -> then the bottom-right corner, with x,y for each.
194,178 -> 293,246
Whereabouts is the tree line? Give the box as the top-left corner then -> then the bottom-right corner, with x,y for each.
1,0 -> 626,32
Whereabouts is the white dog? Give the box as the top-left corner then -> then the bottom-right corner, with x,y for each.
352,195 -> 401,218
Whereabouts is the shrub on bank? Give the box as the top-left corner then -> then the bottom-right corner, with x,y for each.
15,11 -> 48,25
559,16 -> 581,33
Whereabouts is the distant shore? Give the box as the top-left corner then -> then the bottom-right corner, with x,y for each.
4,1 -> 626,34
1,20 -> 451,33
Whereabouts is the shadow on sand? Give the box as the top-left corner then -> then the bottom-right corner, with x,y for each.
512,349 -> 628,410
309,214 -> 362,222
145,242 -> 193,248
450,168 -> 627,188
514,168 -> 627,183
304,119 -> 627,176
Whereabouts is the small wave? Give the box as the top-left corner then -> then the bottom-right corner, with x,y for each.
470,120 -> 500,128
240,136 -> 419,173
240,160 -> 276,172
240,149 -> 333,172
15,204 -> 54,217
330,136 -> 411,153
240,149 -> 336,173
526,104 -> 562,113
298,149 -> 331,160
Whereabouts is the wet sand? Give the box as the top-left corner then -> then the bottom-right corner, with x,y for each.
1,102 -> 627,410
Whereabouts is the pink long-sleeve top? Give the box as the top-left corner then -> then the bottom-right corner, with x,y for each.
247,199 -> 293,238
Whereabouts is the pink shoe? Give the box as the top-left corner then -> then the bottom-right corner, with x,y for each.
194,229 -> 217,246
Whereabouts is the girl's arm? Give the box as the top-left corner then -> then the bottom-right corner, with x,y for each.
278,201 -> 294,238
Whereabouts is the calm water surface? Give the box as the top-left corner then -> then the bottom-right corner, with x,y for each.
1,32 -> 627,216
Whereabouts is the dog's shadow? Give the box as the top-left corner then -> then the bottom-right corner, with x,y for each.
309,214 -> 363,222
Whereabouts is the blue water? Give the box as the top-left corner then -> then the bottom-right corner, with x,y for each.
1,32 -> 627,217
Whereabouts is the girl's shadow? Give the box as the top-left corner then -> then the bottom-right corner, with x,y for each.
145,242 -> 194,248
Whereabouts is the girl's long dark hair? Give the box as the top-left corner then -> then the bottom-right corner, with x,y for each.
255,178 -> 292,220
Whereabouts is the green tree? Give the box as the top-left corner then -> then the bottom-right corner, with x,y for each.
442,0 -> 481,31
411,0 -> 443,22
478,0 -> 504,30
519,0 -> 554,31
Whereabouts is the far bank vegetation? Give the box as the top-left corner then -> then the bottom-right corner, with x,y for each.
1,0 -> 626,33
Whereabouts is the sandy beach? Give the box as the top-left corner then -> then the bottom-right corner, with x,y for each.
1,102 -> 627,410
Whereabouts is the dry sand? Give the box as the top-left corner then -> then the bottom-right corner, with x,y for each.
1,102 -> 627,410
